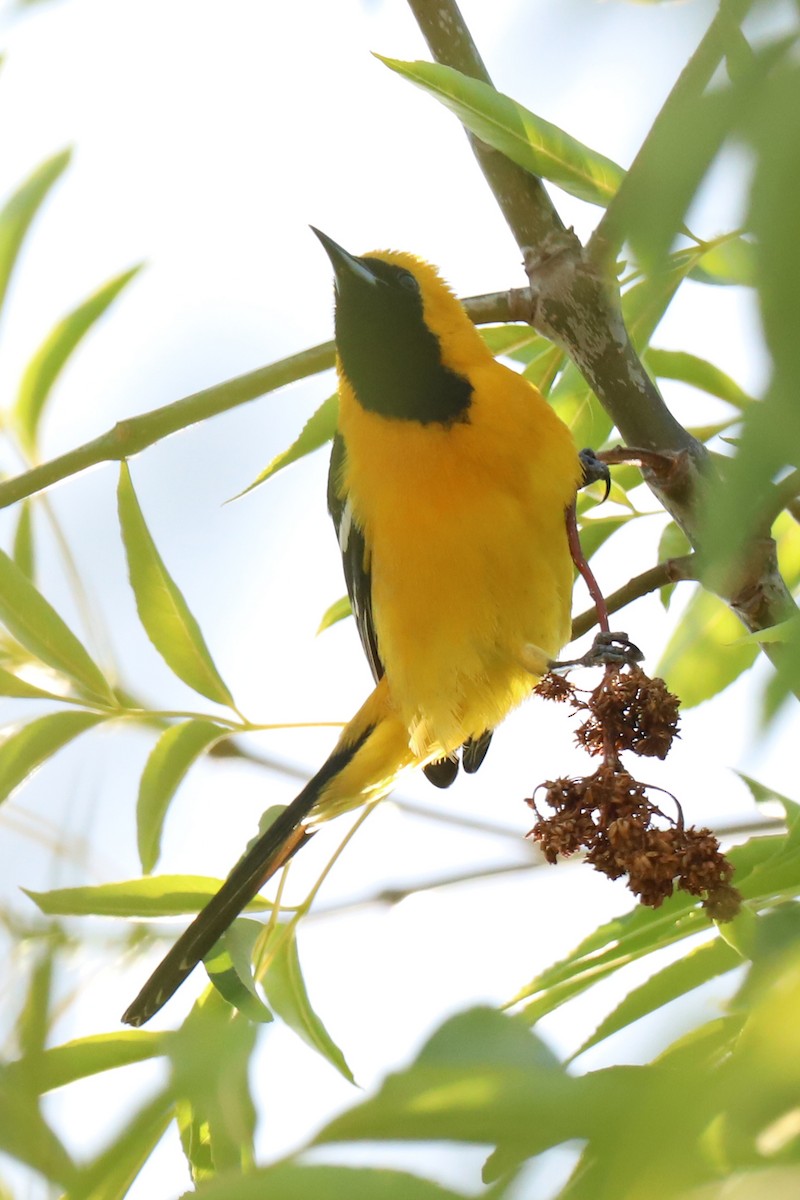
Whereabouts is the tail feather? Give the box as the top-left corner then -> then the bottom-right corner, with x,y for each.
121,716 -> 381,1027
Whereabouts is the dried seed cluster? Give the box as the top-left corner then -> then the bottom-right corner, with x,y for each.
530,665 -> 740,920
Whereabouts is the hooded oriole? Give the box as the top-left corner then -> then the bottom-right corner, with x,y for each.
122,231 -> 582,1027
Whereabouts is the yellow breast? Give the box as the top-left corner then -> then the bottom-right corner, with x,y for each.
338,356 -> 581,757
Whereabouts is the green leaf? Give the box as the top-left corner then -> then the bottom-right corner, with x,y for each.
66,1090 -> 173,1200
262,923 -> 354,1082
688,234 -> 756,287
0,149 -> 71,327
233,392 -> 338,497
137,719 -> 227,873
169,992 -> 257,1176
180,1164 -> 476,1200
0,545 -> 113,703
0,1074 -> 74,1187
377,57 -> 624,207
576,513 -> 637,562
656,585 -> 758,707
0,710 -> 106,804
509,834 -> 784,1024
572,936 -> 742,1060
0,664 -> 68,701
646,348 -> 753,410
14,265 -> 143,453
657,520 -> 692,608
480,324 -> 540,357
616,43 -> 786,271
25,874 -> 274,918
12,501 -> 35,579
5,1031 -> 163,1096
117,462 -> 235,707
735,771 -> 795,813
204,918 -> 273,1023
317,595 -> 351,634
314,1007 -> 580,1154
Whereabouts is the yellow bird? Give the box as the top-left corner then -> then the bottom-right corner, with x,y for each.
122,231 -> 583,1026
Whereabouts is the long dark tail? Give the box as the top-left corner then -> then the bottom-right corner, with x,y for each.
121,723 -> 375,1027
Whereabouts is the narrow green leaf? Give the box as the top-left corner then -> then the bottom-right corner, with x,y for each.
522,342 -> 566,394
377,57 -> 624,207
509,834 -> 783,1023
205,918 -> 273,1023
735,771 -> 795,813
646,348 -> 753,409
169,993 -> 257,1176
14,265 -> 143,453
314,1007 -> 578,1153
117,462 -> 235,707
178,1164 -> 475,1200
0,1076 -> 74,1187
0,545 -> 113,703
0,149 -> 71,326
317,595 -> 351,634
262,923 -> 354,1082
688,234 -> 756,287
233,393 -> 338,498
623,244 -> 707,349
658,521 -> 692,608
0,711 -> 106,804
137,719 -> 227,873
5,1031 -> 163,1095
12,501 -> 35,579
657,585 -> 758,707
25,874 -> 273,918
0,664 -> 68,701
576,513 -> 636,561
572,936 -> 741,1059
480,324 -> 540,357
67,1090 -> 173,1200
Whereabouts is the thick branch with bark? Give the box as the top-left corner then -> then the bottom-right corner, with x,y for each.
405,0 -> 796,657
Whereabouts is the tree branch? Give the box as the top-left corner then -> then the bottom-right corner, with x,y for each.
405,0 -> 797,657
0,342 -> 335,510
571,555 -> 697,641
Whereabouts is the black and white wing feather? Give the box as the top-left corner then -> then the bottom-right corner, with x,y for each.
327,434 -> 493,788
327,434 -> 383,683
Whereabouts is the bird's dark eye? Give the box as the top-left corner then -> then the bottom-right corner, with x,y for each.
396,270 -> 419,293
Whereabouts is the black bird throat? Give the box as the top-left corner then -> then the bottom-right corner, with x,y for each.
333,256 -> 473,425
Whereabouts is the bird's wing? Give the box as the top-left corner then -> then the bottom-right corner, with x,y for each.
328,433 -> 384,683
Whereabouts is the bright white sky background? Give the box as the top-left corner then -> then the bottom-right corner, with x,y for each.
0,0 -> 798,1196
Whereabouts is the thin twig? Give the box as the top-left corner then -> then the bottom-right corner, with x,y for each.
0,342 -> 335,510
571,555 -> 697,641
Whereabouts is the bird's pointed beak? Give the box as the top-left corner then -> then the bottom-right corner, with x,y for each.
311,226 -> 380,290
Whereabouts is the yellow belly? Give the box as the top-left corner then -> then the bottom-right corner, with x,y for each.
338,358 -> 581,758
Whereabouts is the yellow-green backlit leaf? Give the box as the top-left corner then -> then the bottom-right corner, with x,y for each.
25,875 -> 273,918
137,719 -> 227,874
657,585 -> 757,707
5,1031 -> 164,1096
0,711 -> 106,804
117,463 -> 235,708
14,265 -> 143,453
0,546 -> 113,703
646,347 -> 753,409
378,57 -> 624,207
317,595 -> 351,634
0,149 -> 71,326
234,393 -> 338,498
205,918 -> 273,1023
12,501 -> 35,579
262,924 -> 354,1082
